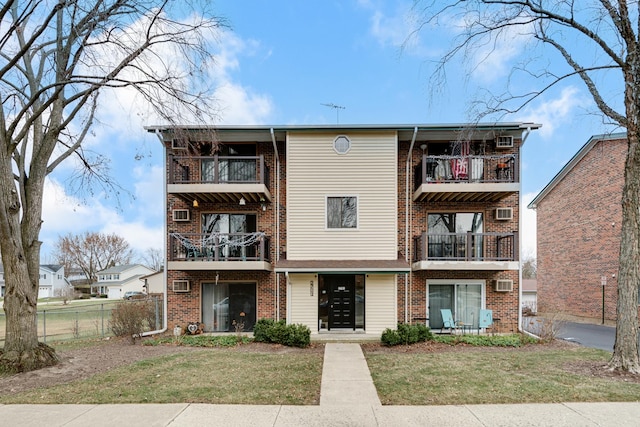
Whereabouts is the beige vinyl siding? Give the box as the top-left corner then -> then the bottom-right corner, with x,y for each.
288,273 -> 318,331
365,274 -> 397,334
286,131 -> 398,260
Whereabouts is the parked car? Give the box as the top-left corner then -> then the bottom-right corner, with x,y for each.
123,291 -> 146,300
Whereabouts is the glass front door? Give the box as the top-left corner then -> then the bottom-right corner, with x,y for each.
428,283 -> 482,329
202,282 -> 256,332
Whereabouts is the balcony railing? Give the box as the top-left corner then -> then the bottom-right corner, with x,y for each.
415,154 -> 517,187
413,232 -> 517,262
169,232 -> 270,262
168,155 -> 270,189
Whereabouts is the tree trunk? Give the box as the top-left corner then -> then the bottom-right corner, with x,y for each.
609,62 -> 640,372
0,156 -> 57,372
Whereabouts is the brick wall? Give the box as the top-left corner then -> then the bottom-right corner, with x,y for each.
536,137 -> 626,321
397,138 -> 522,330
163,131 -> 525,332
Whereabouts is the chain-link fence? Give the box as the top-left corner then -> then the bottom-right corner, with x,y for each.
0,297 -> 164,345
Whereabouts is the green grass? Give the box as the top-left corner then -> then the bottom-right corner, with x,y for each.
0,347 -> 323,405
365,344 -> 640,405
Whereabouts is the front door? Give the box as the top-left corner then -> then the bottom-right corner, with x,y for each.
321,275 -> 356,330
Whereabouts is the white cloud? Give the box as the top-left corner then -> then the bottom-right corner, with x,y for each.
522,192 -> 537,258
518,86 -> 587,139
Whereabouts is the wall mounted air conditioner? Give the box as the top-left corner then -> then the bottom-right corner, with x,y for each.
171,138 -> 188,150
172,280 -> 190,292
494,279 -> 513,292
172,209 -> 190,222
495,207 -> 513,221
495,136 -> 514,148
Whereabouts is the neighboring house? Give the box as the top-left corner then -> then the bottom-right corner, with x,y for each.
94,264 -> 155,299
528,133 -> 630,322
148,123 -> 539,334
0,264 -> 71,298
521,279 -> 537,314
140,271 -> 164,295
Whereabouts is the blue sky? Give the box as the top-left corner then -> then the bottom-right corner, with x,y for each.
40,1 -> 621,262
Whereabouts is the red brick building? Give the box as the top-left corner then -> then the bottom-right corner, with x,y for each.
147,123 -> 539,335
528,133 -> 630,322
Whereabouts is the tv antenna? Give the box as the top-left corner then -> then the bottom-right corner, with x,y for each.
321,103 -> 345,124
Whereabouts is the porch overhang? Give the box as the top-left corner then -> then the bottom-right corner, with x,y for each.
412,260 -> 519,271
275,258 -> 411,274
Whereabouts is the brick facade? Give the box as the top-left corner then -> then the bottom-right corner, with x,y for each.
533,135 -> 632,322
157,125 -> 532,333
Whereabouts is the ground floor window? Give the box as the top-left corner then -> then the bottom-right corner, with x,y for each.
202,282 -> 256,332
428,282 -> 483,329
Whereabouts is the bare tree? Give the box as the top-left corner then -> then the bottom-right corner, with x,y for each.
411,1 -> 639,373
522,255 -> 537,280
54,232 -> 134,283
140,247 -> 163,272
0,1 -> 225,372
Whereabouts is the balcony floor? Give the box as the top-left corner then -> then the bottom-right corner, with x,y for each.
413,182 -> 518,202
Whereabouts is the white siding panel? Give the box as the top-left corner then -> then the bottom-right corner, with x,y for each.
365,275 -> 397,334
288,273 -> 318,331
287,132 -> 398,260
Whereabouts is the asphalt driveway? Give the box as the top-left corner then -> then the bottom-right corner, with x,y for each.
523,317 -> 615,351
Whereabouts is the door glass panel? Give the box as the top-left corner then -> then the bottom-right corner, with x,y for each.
428,285 -> 454,329
456,284 -> 482,328
355,275 -> 365,329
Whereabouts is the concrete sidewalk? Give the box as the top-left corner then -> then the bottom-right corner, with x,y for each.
1,343 -> 639,426
2,401 -> 640,426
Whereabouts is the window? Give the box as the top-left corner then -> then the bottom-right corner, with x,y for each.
427,212 -> 483,259
202,213 -> 257,260
327,196 -> 357,229
333,135 -> 351,154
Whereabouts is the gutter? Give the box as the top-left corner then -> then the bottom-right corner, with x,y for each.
270,128 -> 281,320
404,127 -> 418,324
142,129 -> 169,336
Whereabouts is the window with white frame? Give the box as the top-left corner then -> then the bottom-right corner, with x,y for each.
327,196 -> 357,229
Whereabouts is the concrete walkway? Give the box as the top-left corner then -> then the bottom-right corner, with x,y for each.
1,343 -> 640,426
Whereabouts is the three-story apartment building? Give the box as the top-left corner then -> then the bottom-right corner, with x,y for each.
148,123 -> 539,335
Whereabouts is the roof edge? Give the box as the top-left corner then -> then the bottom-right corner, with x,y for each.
528,132 -> 627,209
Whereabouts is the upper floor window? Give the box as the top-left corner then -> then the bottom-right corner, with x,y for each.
333,135 -> 351,154
327,196 -> 357,229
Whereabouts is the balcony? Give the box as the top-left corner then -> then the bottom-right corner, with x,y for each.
413,154 -> 518,202
168,155 -> 272,204
168,232 -> 272,271
412,232 -> 518,271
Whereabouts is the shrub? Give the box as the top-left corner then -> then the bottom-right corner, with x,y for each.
110,301 -> 150,343
253,318 -> 311,348
381,323 -> 433,346
253,318 -> 277,342
381,328 -> 402,346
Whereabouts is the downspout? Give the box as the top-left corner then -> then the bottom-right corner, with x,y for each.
405,127 -> 418,324
517,126 -> 532,332
143,129 -> 168,336
270,128 -> 281,320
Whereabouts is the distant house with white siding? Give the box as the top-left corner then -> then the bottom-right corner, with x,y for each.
94,264 -> 155,299
149,123 -> 539,334
0,264 -> 71,298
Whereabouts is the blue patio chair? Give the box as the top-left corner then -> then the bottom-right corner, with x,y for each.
440,309 -> 460,334
479,309 -> 494,334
